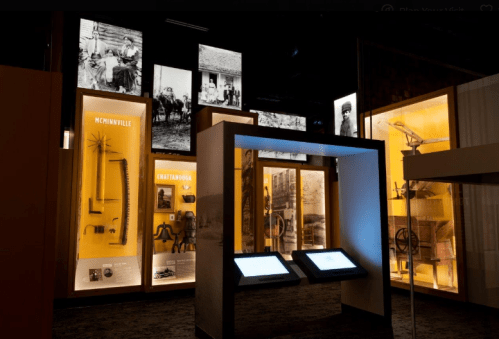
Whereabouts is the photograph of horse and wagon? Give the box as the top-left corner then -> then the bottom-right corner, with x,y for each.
152,65 -> 192,152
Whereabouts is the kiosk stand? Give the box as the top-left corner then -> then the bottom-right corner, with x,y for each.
195,122 -> 391,338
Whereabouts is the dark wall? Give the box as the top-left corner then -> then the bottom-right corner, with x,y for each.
361,43 -> 482,112
1,12 -> 495,151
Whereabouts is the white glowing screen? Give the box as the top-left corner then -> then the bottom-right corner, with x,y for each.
235,256 -> 289,277
306,252 -> 356,270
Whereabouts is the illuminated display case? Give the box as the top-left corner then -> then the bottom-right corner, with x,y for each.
362,87 -> 466,300
245,161 -> 331,260
69,89 -> 151,295
146,155 -> 197,290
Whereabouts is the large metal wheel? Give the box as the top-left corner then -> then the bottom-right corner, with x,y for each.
395,228 -> 419,255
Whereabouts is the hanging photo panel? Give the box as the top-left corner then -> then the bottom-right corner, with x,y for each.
334,93 -> 358,137
152,65 -> 192,152
251,110 -> 307,161
78,18 -> 143,96
198,44 -> 242,110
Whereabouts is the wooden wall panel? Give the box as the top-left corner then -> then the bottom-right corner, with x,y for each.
0,65 -> 61,338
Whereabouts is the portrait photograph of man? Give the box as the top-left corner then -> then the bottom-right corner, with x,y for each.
334,92 -> 358,137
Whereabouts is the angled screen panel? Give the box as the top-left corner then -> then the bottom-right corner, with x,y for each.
292,248 -> 367,283
234,252 -> 301,288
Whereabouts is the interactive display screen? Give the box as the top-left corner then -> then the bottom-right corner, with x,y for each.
306,252 -> 357,271
292,248 -> 367,283
234,252 -> 301,288
235,256 -> 289,277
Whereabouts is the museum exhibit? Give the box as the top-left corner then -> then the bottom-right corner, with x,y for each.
2,10 -> 499,339
362,87 -> 466,300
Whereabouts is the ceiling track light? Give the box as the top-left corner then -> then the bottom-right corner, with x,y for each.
165,19 -> 209,32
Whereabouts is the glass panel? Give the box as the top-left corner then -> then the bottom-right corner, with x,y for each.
152,160 -> 197,286
301,170 -> 326,250
75,96 -> 146,291
235,148 -> 255,253
263,167 -> 297,260
365,94 -> 458,293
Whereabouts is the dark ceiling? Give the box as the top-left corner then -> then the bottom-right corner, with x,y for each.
1,12 -> 498,131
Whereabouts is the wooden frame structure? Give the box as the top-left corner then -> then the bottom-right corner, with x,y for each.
360,86 -> 467,301
195,122 -> 391,338
67,88 -> 151,297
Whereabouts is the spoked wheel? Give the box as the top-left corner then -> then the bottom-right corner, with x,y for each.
395,228 -> 419,255
264,213 -> 285,239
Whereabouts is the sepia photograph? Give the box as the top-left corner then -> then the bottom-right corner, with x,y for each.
252,110 -> 307,161
198,44 -> 242,110
155,184 -> 175,213
78,18 -> 143,96
334,92 -> 357,137
152,65 -> 192,152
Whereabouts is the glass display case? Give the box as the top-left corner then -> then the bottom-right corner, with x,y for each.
262,166 -> 298,259
301,170 -> 327,250
71,90 -> 149,292
150,159 -> 197,287
243,160 -> 330,260
363,88 -> 464,298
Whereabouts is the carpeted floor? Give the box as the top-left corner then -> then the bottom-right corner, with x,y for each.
53,283 -> 499,338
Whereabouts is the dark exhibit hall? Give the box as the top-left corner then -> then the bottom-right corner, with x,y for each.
2,9 -> 499,339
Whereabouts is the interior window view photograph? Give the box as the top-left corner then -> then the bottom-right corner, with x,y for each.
2,9 -> 499,339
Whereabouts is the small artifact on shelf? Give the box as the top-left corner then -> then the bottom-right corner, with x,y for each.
153,222 -> 182,253
84,224 -> 106,234
177,210 -> 182,222
88,198 -> 102,214
182,194 -> 195,203
179,211 -> 196,252
108,158 -> 130,246
154,268 -> 175,279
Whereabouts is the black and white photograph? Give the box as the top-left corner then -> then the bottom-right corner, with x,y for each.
152,65 -> 192,152
198,44 -> 242,110
78,18 -> 143,96
241,149 -> 254,253
252,110 -> 307,161
103,268 -> 113,278
334,92 -> 357,137
155,184 -> 175,213
89,269 -> 102,282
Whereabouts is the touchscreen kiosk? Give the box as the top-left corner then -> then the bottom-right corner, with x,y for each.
234,252 -> 301,289
292,248 -> 367,283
